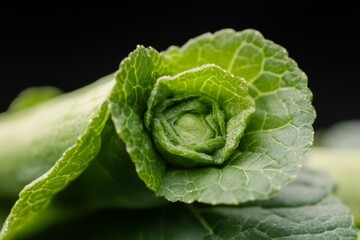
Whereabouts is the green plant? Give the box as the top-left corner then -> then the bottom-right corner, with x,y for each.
0,29 -> 358,239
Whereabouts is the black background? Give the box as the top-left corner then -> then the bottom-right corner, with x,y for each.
1,6 -> 359,130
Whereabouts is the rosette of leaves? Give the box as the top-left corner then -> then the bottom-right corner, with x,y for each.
0,29 -> 315,239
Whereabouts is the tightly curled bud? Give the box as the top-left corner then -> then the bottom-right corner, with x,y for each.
145,64 -> 255,167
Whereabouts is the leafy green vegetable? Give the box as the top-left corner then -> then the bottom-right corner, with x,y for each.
28,169 -> 359,240
110,29 -> 315,205
0,29 -> 316,239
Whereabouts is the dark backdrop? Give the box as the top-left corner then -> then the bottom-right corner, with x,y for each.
1,6 -> 359,130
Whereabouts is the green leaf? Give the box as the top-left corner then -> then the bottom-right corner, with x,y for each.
0,76 -> 114,240
199,195 -> 356,239
159,29 -> 315,204
28,169 -> 358,240
201,169 -> 356,239
109,46 -> 168,192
